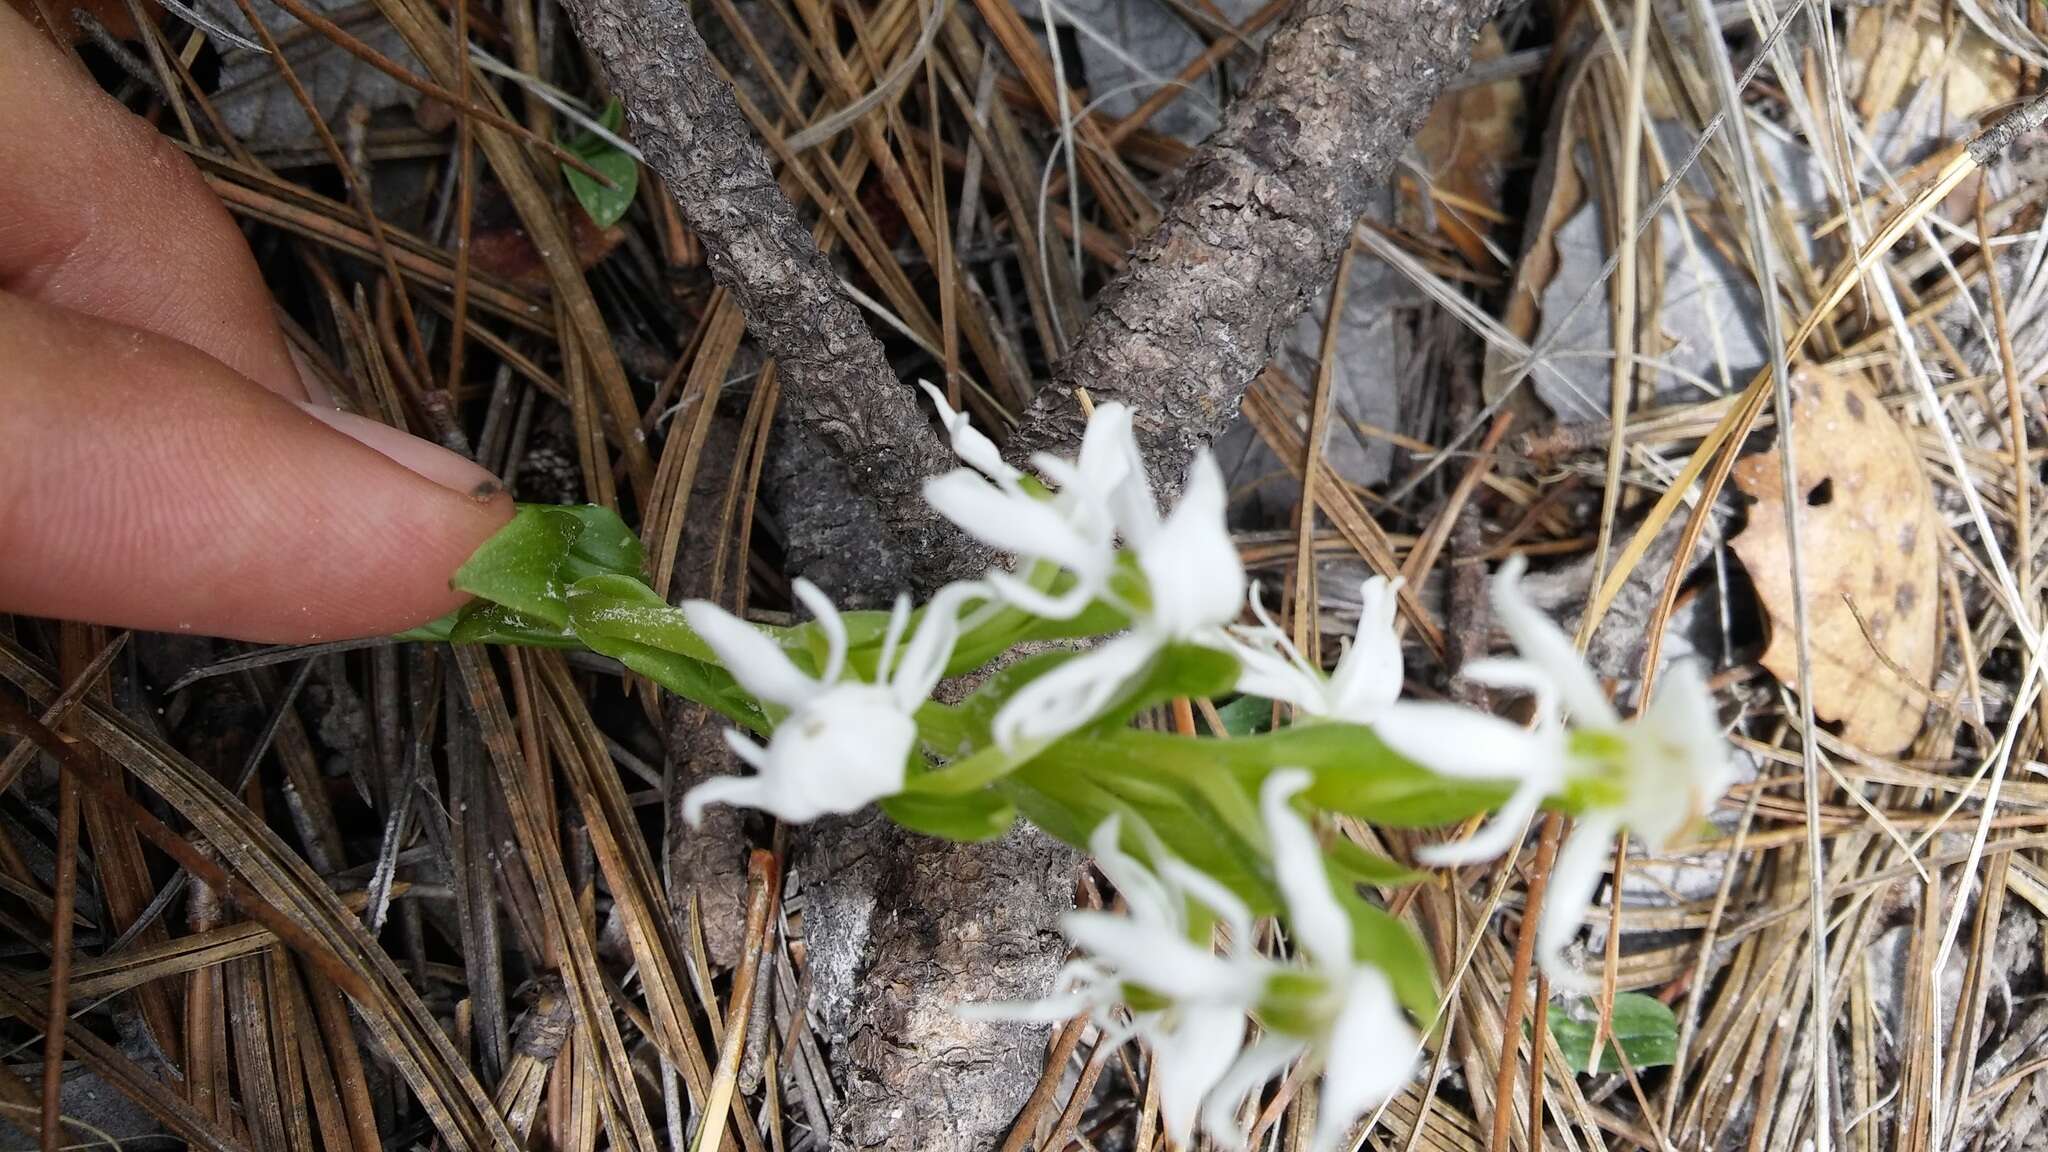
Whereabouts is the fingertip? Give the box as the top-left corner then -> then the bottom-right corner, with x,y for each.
0,295 -> 516,643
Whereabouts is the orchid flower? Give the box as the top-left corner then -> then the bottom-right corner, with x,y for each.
1229,577 -> 1405,723
973,772 -> 1419,1150
1375,556 -> 1734,991
989,450 -> 1245,750
1252,770 -> 1419,1152
964,814 -> 1275,1148
679,579 -> 984,825
920,393 -> 1136,619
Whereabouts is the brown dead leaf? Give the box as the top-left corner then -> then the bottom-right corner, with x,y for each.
1404,24 -> 1522,268
1730,365 -> 1940,756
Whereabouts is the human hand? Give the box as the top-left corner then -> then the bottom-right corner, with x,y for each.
0,5 -> 513,644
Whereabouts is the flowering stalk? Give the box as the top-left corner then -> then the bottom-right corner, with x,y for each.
415,390 -> 1735,1131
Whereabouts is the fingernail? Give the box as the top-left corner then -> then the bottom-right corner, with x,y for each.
295,401 -> 504,502
287,344 -> 338,406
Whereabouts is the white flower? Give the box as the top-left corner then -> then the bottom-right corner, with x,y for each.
1377,556 -> 1734,991
679,579 -> 982,825
918,380 -> 1018,484
972,773 -> 1419,1151
964,815 -> 1274,1148
990,450 -> 1245,750
921,395 -> 1136,619
1229,577 -> 1405,723
1256,770 -> 1419,1152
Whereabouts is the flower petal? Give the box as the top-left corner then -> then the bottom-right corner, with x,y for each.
1228,637 -> 1330,717
1197,1036 -> 1304,1150
682,600 -> 817,708
1326,576 -> 1405,720
1537,813 -> 1620,993
918,379 -> 1018,482
1089,817 -> 1183,936
1152,1003 -> 1252,1148
1372,700 -> 1565,783
790,578 -> 849,685
1059,912 -> 1254,1003
1310,967 -> 1417,1152
1260,770 -> 1352,969
1415,775 -> 1548,867
1489,556 -> 1617,726
993,631 -> 1161,750
681,773 -> 766,827
888,580 -> 984,712
1138,452 -> 1245,637
985,570 -> 1100,621
1157,858 -> 1255,951
924,470 -> 1106,574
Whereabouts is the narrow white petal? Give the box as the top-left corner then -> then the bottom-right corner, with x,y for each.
1489,556 -> 1618,726
924,470 -> 1105,573
682,601 -> 817,708
681,774 -> 766,826
1310,967 -> 1417,1152
1153,1004 -> 1251,1148
992,631 -> 1160,750
1326,576 -> 1404,719
1089,818 -> 1184,936
1198,1037 -> 1305,1150
763,687 -> 915,816
1060,914 -> 1251,1003
790,579 -> 849,685
918,379 -> 1018,482
1260,770 -> 1353,968
985,570 -> 1101,621
1228,640 -> 1332,717
876,593 -> 912,684
888,581 -> 984,712
1416,776 -> 1548,867
1139,452 -> 1245,637
1538,815 -> 1620,994
1158,858 -> 1255,950
1372,700 -> 1565,783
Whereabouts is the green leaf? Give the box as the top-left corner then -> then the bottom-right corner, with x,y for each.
447,601 -> 579,647
1082,643 -> 1241,735
563,574 -> 717,663
450,505 -> 583,628
554,504 -> 645,581
1545,992 -> 1678,1074
564,99 -> 638,229
880,790 -> 1018,842
1212,695 -> 1277,737
1335,887 -> 1439,1024
1323,835 -> 1424,888
1052,725 -> 1508,829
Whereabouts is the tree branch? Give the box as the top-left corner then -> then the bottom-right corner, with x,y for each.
1007,0 -> 1502,495
555,0 -> 958,570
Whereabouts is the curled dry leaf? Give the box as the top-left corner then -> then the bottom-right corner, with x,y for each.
1730,366 -> 1940,756
1403,23 -> 1522,268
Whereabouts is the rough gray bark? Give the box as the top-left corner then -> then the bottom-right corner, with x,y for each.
767,421 -> 1075,1152
1004,0 -> 1503,501
799,811 -> 1073,1152
663,412 -> 753,970
556,0 -> 957,569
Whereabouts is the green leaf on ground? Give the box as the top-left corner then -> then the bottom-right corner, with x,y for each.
564,99 -> 639,229
1546,992 -> 1679,1074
